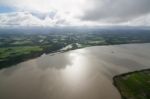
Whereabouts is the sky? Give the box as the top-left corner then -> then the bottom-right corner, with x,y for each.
0,0 -> 150,27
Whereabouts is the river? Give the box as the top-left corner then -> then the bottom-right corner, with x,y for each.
0,43 -> 150,99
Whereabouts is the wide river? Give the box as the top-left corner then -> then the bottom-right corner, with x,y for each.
0,43 -> 150,99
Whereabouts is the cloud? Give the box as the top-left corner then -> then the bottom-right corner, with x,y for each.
125,14 -> 150,26
80,0 -> 150,23
0,0 -> 150,27
30,11 -> 57,20
0,0 -> 87,27
0,12 -> 71,27
0,0 -> 85,15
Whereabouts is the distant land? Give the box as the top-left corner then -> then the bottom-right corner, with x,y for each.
0,27 -> 150,69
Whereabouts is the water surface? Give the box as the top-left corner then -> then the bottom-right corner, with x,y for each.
0,43 -> 150,99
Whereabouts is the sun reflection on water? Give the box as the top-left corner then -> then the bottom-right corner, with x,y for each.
62,49 -> 88,89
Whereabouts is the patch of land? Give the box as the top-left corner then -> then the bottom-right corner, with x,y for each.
113,69 -> 150,99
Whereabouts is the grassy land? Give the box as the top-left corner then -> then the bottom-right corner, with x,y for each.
0,46 -> 43,60
0,43 -> 70,69
0,46 -> 44,69
113,69 -> 150,99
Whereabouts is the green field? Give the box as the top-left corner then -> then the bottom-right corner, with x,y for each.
0,46 -> 44,69
114,69 -> 150,99
0,46 -> 43,60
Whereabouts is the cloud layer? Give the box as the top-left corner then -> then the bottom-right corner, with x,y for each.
0,0 -> 150,27
81,0 -> 150,23
0,12 -> 74,27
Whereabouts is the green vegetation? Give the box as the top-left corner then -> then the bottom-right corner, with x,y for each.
0,44 -> 66,69
113,69 -> 150,99
0,46 -> 42,59
0,46 -> 44,69
1,29 -> 150,69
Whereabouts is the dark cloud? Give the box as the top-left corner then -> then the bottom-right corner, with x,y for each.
80,0 -> 150,23
31,11 -> 57,20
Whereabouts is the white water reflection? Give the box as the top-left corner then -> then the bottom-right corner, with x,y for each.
63,50 -> 88,89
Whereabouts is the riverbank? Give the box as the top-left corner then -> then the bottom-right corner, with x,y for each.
0,45 -> 64,69
1,42 -> 150,69
113,69 -> 150,99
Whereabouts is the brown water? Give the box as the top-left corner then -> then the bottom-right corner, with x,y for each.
0,43 -> 150,99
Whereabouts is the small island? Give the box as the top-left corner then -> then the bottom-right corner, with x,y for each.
113,69 -> 150,99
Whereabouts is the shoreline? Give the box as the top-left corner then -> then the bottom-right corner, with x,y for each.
0,42 -> 150,70
113,68 -> 150,99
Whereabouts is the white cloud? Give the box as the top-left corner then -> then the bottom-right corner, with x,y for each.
0,0 -> 85,16
0,12 -> 67,27
0,0 -> 88,27
0,0 -> 150,27
0,11 -> 89,27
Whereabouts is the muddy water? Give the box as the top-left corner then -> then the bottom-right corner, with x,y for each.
0,43 -> 150,99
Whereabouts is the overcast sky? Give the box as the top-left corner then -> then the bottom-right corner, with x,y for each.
0,0 -> 150,27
